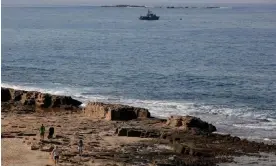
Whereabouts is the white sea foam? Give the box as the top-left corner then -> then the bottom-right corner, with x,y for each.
2,82 -> 276,142
219,7 -> 231,9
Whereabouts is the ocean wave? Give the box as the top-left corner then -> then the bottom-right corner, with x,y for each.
1,82 -> 83,97
2,82 -> 276,141
2,82 -> 274,120
2,64 -> 56,72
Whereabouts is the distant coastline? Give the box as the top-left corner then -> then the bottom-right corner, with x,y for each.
101,4 -> 147,8
101,5 -> 226,9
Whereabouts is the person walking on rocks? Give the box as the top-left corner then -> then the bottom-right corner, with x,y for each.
48,126 -> 54,139
51,145 -> 60,166
39,124 -> 45,140
78,139 -> 84,157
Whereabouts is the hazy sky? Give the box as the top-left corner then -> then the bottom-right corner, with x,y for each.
2,0 -> 275,6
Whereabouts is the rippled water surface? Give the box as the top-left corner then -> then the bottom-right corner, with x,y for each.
2,5 -> 276,141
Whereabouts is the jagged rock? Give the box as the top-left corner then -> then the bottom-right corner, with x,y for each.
166,116 -> 216,133
1,87 -> 82,109
83,102 -> 150,120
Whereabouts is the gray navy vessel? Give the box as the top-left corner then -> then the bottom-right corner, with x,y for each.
139,10 -> 159,20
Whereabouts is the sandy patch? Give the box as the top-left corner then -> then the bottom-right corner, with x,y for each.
1,138 -> 52,166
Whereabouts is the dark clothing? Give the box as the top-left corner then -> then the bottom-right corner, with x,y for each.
78,140 -> 83,147
54,156 -> 59,160
78,140 -> 83,155
48,127 -> 54,139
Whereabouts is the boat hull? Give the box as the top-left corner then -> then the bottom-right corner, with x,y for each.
139,16 -> 159,20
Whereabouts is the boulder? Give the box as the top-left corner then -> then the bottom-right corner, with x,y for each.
83,102 -> 151,120
1,87 -> 82,109
166,116 -> 216,133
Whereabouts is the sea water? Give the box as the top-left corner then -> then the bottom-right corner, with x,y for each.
2,4 -> 276,142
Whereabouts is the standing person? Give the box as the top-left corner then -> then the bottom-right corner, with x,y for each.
51,146 -> 60,166
48,126 -> 54,139
78,139 -> 83,157
39,124 -> 45,140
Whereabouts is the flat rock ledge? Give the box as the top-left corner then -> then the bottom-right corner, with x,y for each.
83,102 -> 151,120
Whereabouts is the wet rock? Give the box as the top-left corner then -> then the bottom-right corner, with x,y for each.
232,136 -> 241,142
166,116 -> 216,133
83,102 -> 150,120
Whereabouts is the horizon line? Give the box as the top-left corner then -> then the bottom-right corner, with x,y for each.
2,2 -> 276,8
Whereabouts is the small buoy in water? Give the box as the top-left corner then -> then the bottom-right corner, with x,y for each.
180,18 -> 182,20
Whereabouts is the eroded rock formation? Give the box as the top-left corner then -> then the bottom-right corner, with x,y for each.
1,87 -> 82,109
83,102 -> 151,120
166,115 -> 216,133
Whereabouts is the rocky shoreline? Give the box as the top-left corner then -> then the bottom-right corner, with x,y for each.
2,87 -> 276,166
